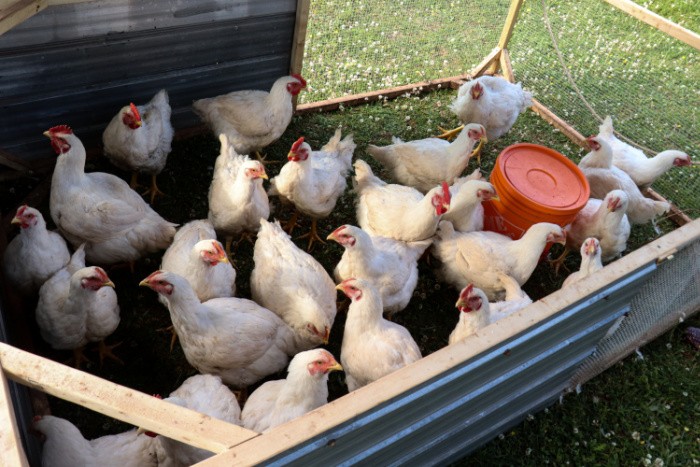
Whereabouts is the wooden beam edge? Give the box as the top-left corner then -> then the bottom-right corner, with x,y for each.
0,343 -> 260,453
603,0 -> 700,51
195,219 -> 700,466
0,368 -> 29,467
530,97 -> 588,147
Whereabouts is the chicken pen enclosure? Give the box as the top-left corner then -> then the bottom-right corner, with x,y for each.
0,0 -> 698,465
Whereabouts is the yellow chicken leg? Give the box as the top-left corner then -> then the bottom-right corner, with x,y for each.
71,347 -> 91,369
142,174 -> 166,205
471,136 -> 488,166
129,172 -> 141,189
549,246 -> 571,275
436,124 -> 465,141
297,218 -> 326,252
96,340 -> 124,367
157,325 -> 179,353
284,210 -> 301,236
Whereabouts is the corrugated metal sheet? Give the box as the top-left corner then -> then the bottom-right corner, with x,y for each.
262,262 -> 658,466
0,0 -> 297,161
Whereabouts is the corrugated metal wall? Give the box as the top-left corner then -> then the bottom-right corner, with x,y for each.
0,0 -> 297,161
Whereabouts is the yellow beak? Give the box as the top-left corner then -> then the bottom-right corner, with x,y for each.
10,216 -> 21,225
260,172 -> 269,180
103,280 -> 115,288
327,362 -> 343,372
43,131 -> 52,138
139,279 -> 150,287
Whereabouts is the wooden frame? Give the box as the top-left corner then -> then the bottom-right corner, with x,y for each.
0,0 -> 93,36
1,0 -> 697,464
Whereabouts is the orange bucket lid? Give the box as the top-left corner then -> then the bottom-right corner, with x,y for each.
493,143 -> 589,218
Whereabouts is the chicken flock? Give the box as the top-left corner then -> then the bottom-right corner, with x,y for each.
2,73 -> 693,466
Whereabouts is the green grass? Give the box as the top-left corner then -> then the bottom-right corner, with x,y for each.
303,0 -> 700,219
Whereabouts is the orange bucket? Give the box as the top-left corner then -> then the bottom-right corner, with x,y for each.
483,143 -> 589,241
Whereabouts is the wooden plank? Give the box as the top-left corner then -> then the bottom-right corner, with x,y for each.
289,0 -> 310,108
0,343 -> 260,453
487,0 -> 524,74
499,48 -> 515,82
497,0 -> 526,49
0,0 -> 94,36
196,219 -> 700,466
296,73 -> 472,115
0,0 -> 48,36
645,187 -> 691,226
530,97 -> 588,148
603,0 -> 700,50
469,46 -> 502,78
289,0 -> 310,77
0,368 -> 29,467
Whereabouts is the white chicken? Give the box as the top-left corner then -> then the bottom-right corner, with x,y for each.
448,278 -> 532,345
155,374 -> 241,466
192,74 -> 307,157
140,270 -> 296,388
366,123 -> 486,193
34,415 -> 158,467
46,125 -> 177,265
160,219 -> 236,304
241,348 -> 342,433
561,238 -> 604,288
250,219 -> 337,353
208,134 -> 269,253
35,245 -> 121,367
578,136 -> 669,225
441,177 -> 497,233
597,116 -> 695,189
269,129 -> 356,249
353,159 -> 451,242
2,205 -> 70,296
327,224 -> 431,317
448,75 -> 532,140
102,89 -> 174,204
559,190 -> 630,268
433,220 -> 566,300
337,278 -> 422,392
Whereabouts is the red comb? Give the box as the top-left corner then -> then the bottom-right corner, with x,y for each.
94,267 -> 110,282
291,137 -> 305,153
291,73 -> 307,87
341,278 -> 356,286
16,205 -> 28,216
441,181 -> 451,204
462,284 -> 474,297
330,225 -> 347,237
212,240 -> 226,257
144,270 -> 164,282
47,124 -> 73,135
129,103 -> 141,122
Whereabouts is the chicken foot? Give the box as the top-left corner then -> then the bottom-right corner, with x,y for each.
436,125 -> 487,165
142,174 -> 166,205
70,347 -> 92,369
284,210 -> 301,236
548,246 -> 571,275
157,324 -> 179,352
96,340 -> 124,367
254,151 -> 281,166
297,218 -> 326,252
436,124 -> 464,141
